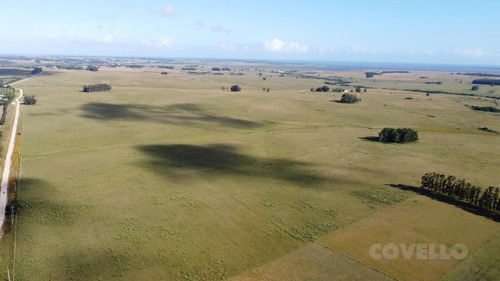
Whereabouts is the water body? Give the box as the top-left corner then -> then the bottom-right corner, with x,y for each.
276,60 -> 500,73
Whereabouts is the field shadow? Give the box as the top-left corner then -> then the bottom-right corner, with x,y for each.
388,184 -> 500,222
0,68 -> 33,76
80,102 -> 261,128
136,143 -> 334,187
51,248 -> 130,280
359,136 -> 380,142
11,178 -> 93,226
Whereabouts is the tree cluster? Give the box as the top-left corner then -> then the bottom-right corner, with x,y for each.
460,72 -> 500,77
56,65 -> 83,70
469,105 -> 500,113
0,95 -> 14,125
230,85 -> 241,92
23,95 -> 37,105
158,66 -> 174,69
421,172 -> 500,212
86,65 -> 99,72
378,128 -> 418,143
83,83 -> 112,92
472,79 -> 500,86
471,85 -> 479,91
339,93 -> 361,103
312,86 -> 330,92
31,67 -> 43,75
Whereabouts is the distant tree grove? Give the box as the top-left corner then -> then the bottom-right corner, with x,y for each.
421,172 -> 500,213
378,128 -> 418,143
315,86 -> 330,92
339,93 -> 361,103
83,83 -> 112,92
472,79 -> 500,86
23,95 -> 38,105
86,65 -> 99,72
31,67 -> 43,75
230,85 -> 241,92
0,95 -> 14,125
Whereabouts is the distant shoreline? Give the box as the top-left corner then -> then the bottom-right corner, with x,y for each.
1,55 -> 500,73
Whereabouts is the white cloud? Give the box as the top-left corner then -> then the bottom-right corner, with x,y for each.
453,48 -> 491,57
102,35 -> 114,43
263,38 -> 308,52
211,24 -> 233,33
140,35 -> 173,48
151,5 -> 178,17
351,45 -> 366,53
220,43 -> 235,51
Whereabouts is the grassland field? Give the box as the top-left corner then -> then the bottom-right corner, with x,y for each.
0,65 -> 498,280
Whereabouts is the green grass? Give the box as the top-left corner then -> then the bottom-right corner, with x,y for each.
347,71 -> 500,98
441,233 -> 500,281
319,195 -> 500,281
0,87 -> 15,95
0,78 -> 17,84
2,67 -> 499,280
228,243 -> 394,281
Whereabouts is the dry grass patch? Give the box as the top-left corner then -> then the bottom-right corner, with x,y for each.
228,243 -> 394,281
319,195 -> 500,281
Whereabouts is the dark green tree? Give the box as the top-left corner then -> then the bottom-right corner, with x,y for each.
86,65 -> 99,72
230,85 -> 241,92
31,67 -> 43,75
83,83 -> 112,92
339,93 -> 361,103
23,95 -> 38,105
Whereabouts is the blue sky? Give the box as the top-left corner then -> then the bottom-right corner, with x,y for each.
2,0 -> 500,65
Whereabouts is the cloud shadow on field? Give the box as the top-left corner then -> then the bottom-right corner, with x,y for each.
80,102 -> 261,128
136,143 -> 338,188
14,178 -> 93,226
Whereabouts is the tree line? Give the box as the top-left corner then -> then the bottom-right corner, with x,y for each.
421,172 -> 500,213
460,73 -> 500,78
378,128 -> 418,143
0,95 -> 14,125
472,79 -> 500,85
468,105 -> 500,113
83,84 -> 112,92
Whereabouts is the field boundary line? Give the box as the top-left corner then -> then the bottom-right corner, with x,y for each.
438,231 -> 500,281
314,241 -> 398,281
0,89 -> 23,237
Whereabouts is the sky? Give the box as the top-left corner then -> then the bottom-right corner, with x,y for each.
2,0 -> 500,65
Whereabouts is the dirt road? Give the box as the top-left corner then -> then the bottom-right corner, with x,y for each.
0,88 -> 24,236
